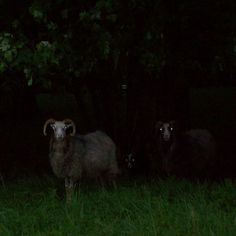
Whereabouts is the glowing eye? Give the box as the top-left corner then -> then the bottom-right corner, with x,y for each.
170,127 -> 173,131
160,128 -> 163,131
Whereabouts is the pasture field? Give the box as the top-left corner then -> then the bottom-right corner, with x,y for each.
0,176 -> 236,236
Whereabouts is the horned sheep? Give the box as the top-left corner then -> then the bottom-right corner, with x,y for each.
43,118 -> 119,202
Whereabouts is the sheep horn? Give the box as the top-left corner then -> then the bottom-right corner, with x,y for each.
43,118 -> 56,136
63,119 -> 76,136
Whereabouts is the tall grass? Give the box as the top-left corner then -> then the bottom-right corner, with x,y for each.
0,176 -> 236,235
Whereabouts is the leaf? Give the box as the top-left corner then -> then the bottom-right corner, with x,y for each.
27,77 -> 33,86
0,62 -> 7,73
4,50 -> 13,62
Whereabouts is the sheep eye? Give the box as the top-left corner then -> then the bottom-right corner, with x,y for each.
160,128 -> 163,131
65,124 -> 71,129
170,127 -> 173,131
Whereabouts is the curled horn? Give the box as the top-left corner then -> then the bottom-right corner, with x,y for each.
63,118 -> 76,136
43,118 -> 56,136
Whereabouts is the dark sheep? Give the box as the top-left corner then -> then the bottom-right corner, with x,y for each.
123,135 -> 150,177
155,121 -> 216,178
124,151 -> 148,176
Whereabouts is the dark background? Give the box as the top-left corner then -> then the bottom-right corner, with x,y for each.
0,0 -> 235,179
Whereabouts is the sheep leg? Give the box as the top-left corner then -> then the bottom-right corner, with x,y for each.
163,158 -> 171,175
65,177 -> 74,203
0,173 -> 5,189
107,172 -> 117,190
111,179 -> 117,190
97,175 -> 106,191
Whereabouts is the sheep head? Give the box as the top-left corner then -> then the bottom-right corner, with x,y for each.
156,120 -> 175,142
43,118 -> 76,140
125,153 -> 135,169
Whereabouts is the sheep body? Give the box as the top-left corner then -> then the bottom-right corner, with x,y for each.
170,129 -> 216,177
50,131 -> 119,181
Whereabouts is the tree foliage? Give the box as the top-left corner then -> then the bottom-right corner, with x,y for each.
0,0 -> 235,89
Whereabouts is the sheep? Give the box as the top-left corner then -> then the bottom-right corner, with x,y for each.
43,118 -> 119,202
155,120 -> 216,178
123,136 -> 150,176
124,151 -> 150,177
124,152 -> 140,176
155,120 -> 177,174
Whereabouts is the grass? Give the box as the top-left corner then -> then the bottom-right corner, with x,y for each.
0,176 -> 236,236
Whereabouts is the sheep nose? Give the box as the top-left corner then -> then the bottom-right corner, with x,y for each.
128,162 -> 134,168
163,134 -> 170,141
56,133 -> 64,139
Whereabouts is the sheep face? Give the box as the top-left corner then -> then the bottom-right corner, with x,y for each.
125,153 -> 135,169
51,122 -> 72,141
157,121 -> 175,142
43,118 -> 76,141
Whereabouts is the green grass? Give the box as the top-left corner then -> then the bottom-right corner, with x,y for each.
0,176 -> 236,236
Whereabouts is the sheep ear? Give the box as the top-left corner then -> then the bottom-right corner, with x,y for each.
170,120 -> 176,127
155,121 -> 163,129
